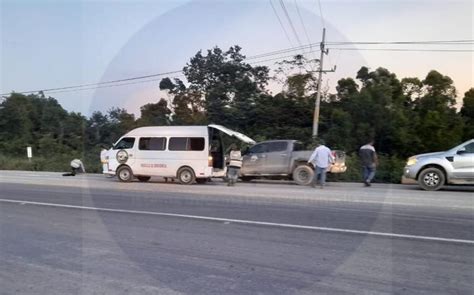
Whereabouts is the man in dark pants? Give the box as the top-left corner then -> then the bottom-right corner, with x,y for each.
359,140 -> 378,186
227,144 -> 242,187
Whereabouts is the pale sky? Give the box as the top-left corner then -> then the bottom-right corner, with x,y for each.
1,0 -> 472,116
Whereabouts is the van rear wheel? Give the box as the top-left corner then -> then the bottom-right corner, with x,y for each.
177,167 -> 196,185
117,166 -> 133,182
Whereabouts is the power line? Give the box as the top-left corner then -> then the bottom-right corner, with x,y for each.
269,0 -> 294,47
279,0 -> 303,47
327,40 -> 474,45
1,70 -> 183,96
249,49 -> 320,65
328,48 -> 474,52
2,39 -> 472,96
43,75 -> 185,95
316,0 -> 325,28
294,0 -> 312,48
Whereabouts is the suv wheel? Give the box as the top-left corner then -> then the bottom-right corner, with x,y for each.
117,166 -> 133,182
293,165 -> 314,186
418,167 -> 445,191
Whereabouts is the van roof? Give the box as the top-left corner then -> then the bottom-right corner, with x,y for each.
122,125 -> 256,144
125,126 -> 208,137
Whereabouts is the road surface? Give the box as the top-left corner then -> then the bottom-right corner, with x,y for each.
0,171 -> 473,294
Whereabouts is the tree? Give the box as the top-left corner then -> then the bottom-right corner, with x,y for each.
136,98 -> 172,126
159,78 -> 206,125
413,71 -> 464,151
164,45 -> 270,131
460,88 -> 474,140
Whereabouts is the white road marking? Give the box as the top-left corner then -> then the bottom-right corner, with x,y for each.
1,198 -> 473,245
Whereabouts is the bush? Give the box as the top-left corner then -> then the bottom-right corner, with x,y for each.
328,153 -> 405,183
0,151 -> 102,173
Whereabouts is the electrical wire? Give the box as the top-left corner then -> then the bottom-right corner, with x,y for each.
328,48 -> 474,52
279,0 -> 303,47
269,0 -> 294,47
2,39 -> 472,96
316,0 -> 325,28
294,0 -> 312,49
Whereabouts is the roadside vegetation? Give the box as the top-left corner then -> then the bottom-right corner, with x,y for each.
1,46 -> 472,182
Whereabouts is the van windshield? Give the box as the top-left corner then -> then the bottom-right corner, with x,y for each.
114,137 -> 135,149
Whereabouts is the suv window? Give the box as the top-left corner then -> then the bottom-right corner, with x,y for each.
462,142 -> 474,153
169,137 -> 205,151
249,143 -> 268,154
267,142 -> 288,152
139,137 -> 166,151
114,137 -> 135,149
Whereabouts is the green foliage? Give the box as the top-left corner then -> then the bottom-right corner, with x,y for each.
460,88 -> 474,140
328,153 -> 406,183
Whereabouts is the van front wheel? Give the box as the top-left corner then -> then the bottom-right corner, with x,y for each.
177,167 -> 196,185
117,166 -> 133,182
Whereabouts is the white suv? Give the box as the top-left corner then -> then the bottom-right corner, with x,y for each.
404,139 -> 474,190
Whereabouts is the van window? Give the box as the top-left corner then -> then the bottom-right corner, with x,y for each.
139,137 -> 166,151
267,142 -> 288,152
114,137 -> 135,149
189,137 -> 205,151
169,137 -> 205,151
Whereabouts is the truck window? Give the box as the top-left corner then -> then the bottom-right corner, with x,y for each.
139,137 -> 166,151
114,137 -> 135,150
169,137 -> 205,151
249,143 -> 268,154
293,142 -> 305,151
267,142 -> 288,152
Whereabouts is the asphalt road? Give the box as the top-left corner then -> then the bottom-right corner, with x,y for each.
0,171 -> 473,294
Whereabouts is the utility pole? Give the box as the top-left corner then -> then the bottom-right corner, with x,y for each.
312,28 -> 327,138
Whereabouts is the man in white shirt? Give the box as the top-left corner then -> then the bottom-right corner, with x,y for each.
308,140 -> 335,188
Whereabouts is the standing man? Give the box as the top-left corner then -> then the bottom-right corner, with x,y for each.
227,144 -> 243,187
359,140 -> 378,187
100,146 -> 109,175
308,139 -> 335,189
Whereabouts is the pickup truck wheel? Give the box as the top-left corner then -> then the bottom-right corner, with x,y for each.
418,167 -> 445,191
293,165 -> 314,186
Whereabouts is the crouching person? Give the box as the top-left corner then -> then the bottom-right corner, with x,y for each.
227,144 -> 242,187
63,159 -> 86,176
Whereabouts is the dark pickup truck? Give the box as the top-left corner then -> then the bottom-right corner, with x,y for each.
239,140 -> 346,185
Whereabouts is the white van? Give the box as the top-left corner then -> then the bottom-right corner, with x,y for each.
104,124 -> 255,184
